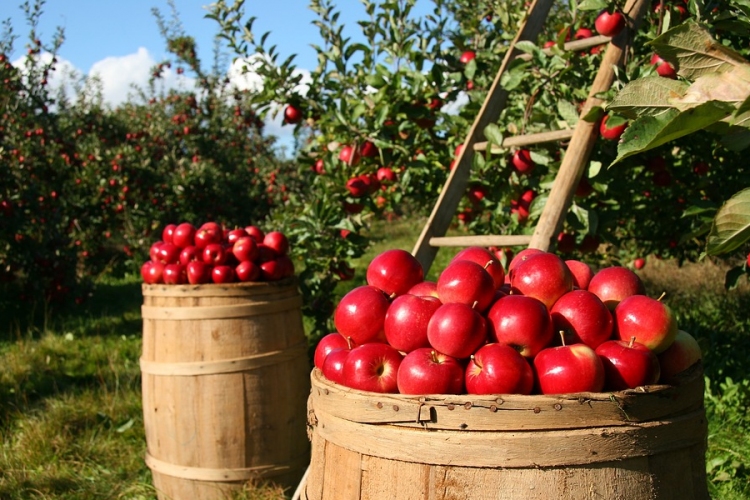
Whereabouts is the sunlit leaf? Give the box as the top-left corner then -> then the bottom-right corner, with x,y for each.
705,187 -> 750,255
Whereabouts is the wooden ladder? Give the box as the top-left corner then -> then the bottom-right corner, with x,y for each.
411,0 -> 651,274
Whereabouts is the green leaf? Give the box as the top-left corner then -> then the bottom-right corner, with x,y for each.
650,20 -> 749,80
724,266 -> 746,290
705,187 -> 750,256
611,101 -> 733,164
588,160 -> 603,178
577,0 -> 609,10
608,77 -> 689,119
581,105 -> 604,123
515,40 -> 541,56
670,65 -> 750,111
484,123 -> 504,147
365,73 -> 387,88
557,100 -> 579,126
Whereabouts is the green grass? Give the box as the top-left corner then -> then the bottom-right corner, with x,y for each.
1,217 -> 749,499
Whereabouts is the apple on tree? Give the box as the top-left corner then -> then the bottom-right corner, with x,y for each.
600,114 -> 628,141
595,9 -> 625,37
397,348 -> 464,395
511,149 -> 535,175
459,50 -> 476,64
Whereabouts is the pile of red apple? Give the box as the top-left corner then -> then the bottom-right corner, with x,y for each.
140,221 -> 294,285
314,247 -> 703,395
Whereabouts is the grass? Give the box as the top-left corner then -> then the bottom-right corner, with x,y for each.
1,217 -> 749,499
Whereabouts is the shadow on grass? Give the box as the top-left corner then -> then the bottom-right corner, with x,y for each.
0,277 -> 143,341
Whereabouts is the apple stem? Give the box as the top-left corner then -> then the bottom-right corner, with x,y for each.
484,260 -> 492,270
657,291 -> 666,302
430,350 -> 439,363
345,336 -> 354,350
470,354 -> 481,369
558,330 -> 566,346
471,300 -> 479,309
629,336 -> 636,348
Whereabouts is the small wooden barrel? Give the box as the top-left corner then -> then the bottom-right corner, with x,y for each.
304,365 -> 708,499
141,278 -> 310,499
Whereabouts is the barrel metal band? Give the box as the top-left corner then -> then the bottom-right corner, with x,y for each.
140,342 -> 308,376
144,452 -> 309,481
141,295 -> 302,320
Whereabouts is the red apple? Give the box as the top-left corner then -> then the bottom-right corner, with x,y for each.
397,348 -> 464,395
141,261 -> 165,284
437,259 -> 495,312
376,166 -> 397,183
551,290 -> 614,349
634,257 -> 646,270
509,251 -> 574,309
225,228 -> 248,245
211,265 -> 235,283
465,343 -> 534,395
314,333 -> 352,369
263,231 -> 289,255
245,225 -> 265,243
359,140 -> 378,158
600,114 -> 627,141
162,224 -> 177,244
155,242 -> 181,265
511,149 -> 535,175
556,232 -> 576,254
202,243 -> 228,266
613,294 -> 678,354
427,302 -> 487,359
574,27 -> 594,40
459,50 -> 476,64
194,225 -> 222,250
235,260 -> 261,282
587,266 -> 646,310
486,295 -> 554,358
186,261 -> 211,284
534,337 -> 605,394
657,330 -> 702,384
339,145 -> 361,166
384,294 -> 442,353
342,343 -> 403,393
163,263 -> 187,285
232,236 -> 259,263
650,54 -> 677,79
450,246 -> 505,289
595,10 -> 625,37
407,281 -> 439,298
596,337 -> 661,390
256,243 -> 279,263
366,249 -> 424,298
507,247 -> 544,274
283,104 -> 302,124
334,285 -> 390,345
565,259 -> 594,290
321,348 -> 351,385
259,259 -> 283,281
149,242 -> 163,262
179,245 -> 199,265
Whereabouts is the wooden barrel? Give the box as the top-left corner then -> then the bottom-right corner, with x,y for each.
141,278 -> 311,499
303,365 -> 708,499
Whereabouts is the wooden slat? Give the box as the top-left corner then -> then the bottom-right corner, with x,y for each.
411,0 -> 555,273
429,235 -> 533,247
473,128 -> 575,152
516,34 -> 612,61
529,0 -> 651,250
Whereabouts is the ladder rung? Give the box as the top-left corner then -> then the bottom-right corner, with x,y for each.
517,35 -> 612,61
474,128 -> 575,152
430,235 -> 533,248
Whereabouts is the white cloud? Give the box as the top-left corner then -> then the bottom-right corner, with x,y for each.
88,47 -> 196,106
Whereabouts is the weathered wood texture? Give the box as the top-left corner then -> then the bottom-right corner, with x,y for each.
141,278 -> 311,499
303,367 -> 709,500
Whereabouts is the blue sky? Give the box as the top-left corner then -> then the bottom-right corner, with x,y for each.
5,1 -> 438,150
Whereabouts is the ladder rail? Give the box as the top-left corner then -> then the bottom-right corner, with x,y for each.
411,0 -> 555,272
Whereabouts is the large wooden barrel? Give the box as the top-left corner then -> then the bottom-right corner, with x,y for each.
304,365 -> 708,499
141,278 -> 311,499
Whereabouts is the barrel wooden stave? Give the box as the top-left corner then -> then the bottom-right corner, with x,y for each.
304,367 -> 709,500
142,279 -> 310,499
